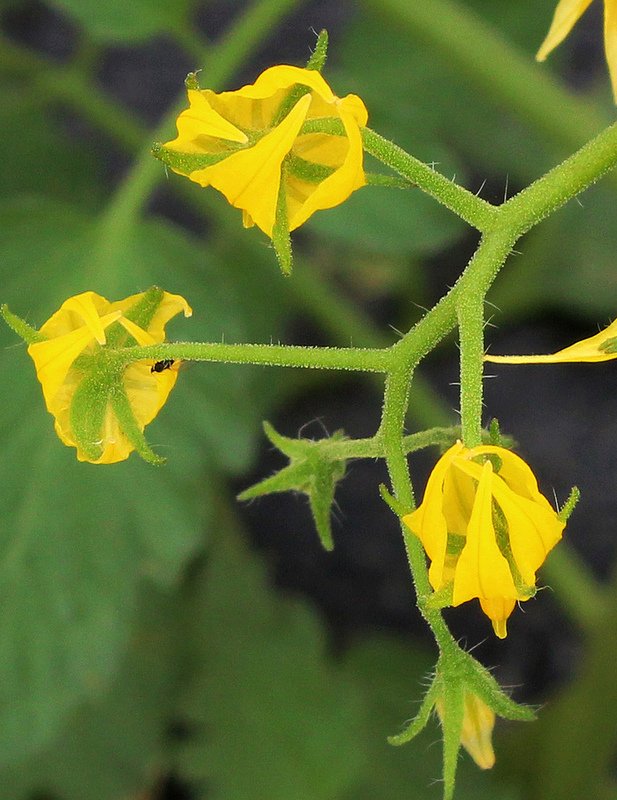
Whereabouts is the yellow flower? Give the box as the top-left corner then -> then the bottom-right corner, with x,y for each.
436,690 -> 496,770
26,288 -> 191,464
485,319 -> 617,363
538,0 -> 617,102
159,65 -> 368,238
403,442 -> 565,638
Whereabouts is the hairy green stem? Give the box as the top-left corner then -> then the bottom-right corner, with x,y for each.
120,341 -> 391,372
362,127 -> 497,231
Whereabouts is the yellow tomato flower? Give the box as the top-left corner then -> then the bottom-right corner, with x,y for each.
159,65 -> 368,238
538,0 -> 617,101
403,442 -> 565,638
485,319 -> 617,363
436,690 -> 496,771
26,289 -> 191,464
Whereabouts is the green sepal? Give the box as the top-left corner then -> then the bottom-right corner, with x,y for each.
387,677 -> 439,746
110,384 -> 165,466
300,117 -> 345,137
287,153 -> 336,184
238,421 -> 346,550
306,29 -> 328,71
106,286 -> 164,348
424,582 -> 453,610
0,304 -> 45,344
151,142 -> 231,175
559,485 -> 580,522
269,31 -> 330,128
391,647 -> 536,800
68,362 -> 111,462
272,163 -> 293,275
488,417 -> 502,446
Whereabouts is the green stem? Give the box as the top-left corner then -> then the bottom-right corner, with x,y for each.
456,281 -> 484,448
379,366 -> 458,652
120,341 -> 391,372
362,127 -> 497,231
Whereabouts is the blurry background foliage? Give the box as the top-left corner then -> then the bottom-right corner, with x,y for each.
1,0 -> 617,798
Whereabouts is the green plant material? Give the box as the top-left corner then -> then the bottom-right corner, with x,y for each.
0,369 -> 206,764
0,586 -> 179,799
0,87 -> 104,208
175,520 -> 366,800
490,185 -> 617,320
47,0 -> 193,41
0,196 -> 294,762
238,422 -> 346,550
338,637 -> 520,800
307,182 -> 466,256
0,196 -> 291,471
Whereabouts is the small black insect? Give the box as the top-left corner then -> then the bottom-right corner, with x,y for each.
151,359 -> 175,373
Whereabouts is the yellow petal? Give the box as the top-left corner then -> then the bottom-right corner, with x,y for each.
287,99 -> 367,231
117,316 -> 157,346
479,598 -> 516,639
460,693 -> 496,769
485,318 -> 617,363
165,88 -> 248,152
38,291 -> 111,340
469,445 -> 539,501
604,0 -> 617,101
403,442 -> 464,589
490,475 -> 564,585
60,292 -> 113,345
536,0 -> 594,61
28,310 -> 122,409
231,64 -> 337,103
453,462 -> 517,607
190,94 -> 311,236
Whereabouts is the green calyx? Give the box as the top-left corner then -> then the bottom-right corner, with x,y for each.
69,349 -> 164,467
237,421 -> 346,551
389,647 -> 535,800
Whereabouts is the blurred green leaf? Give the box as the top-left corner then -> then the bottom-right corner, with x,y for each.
48,0 -> 192,41
0,349 -> 206,765
0,195 -> 291,764
0,585 -> 179,800
307,183 -> 465,257
0,85 -> 104,207
339,636 -> 521,800
176,520 -> 367,800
